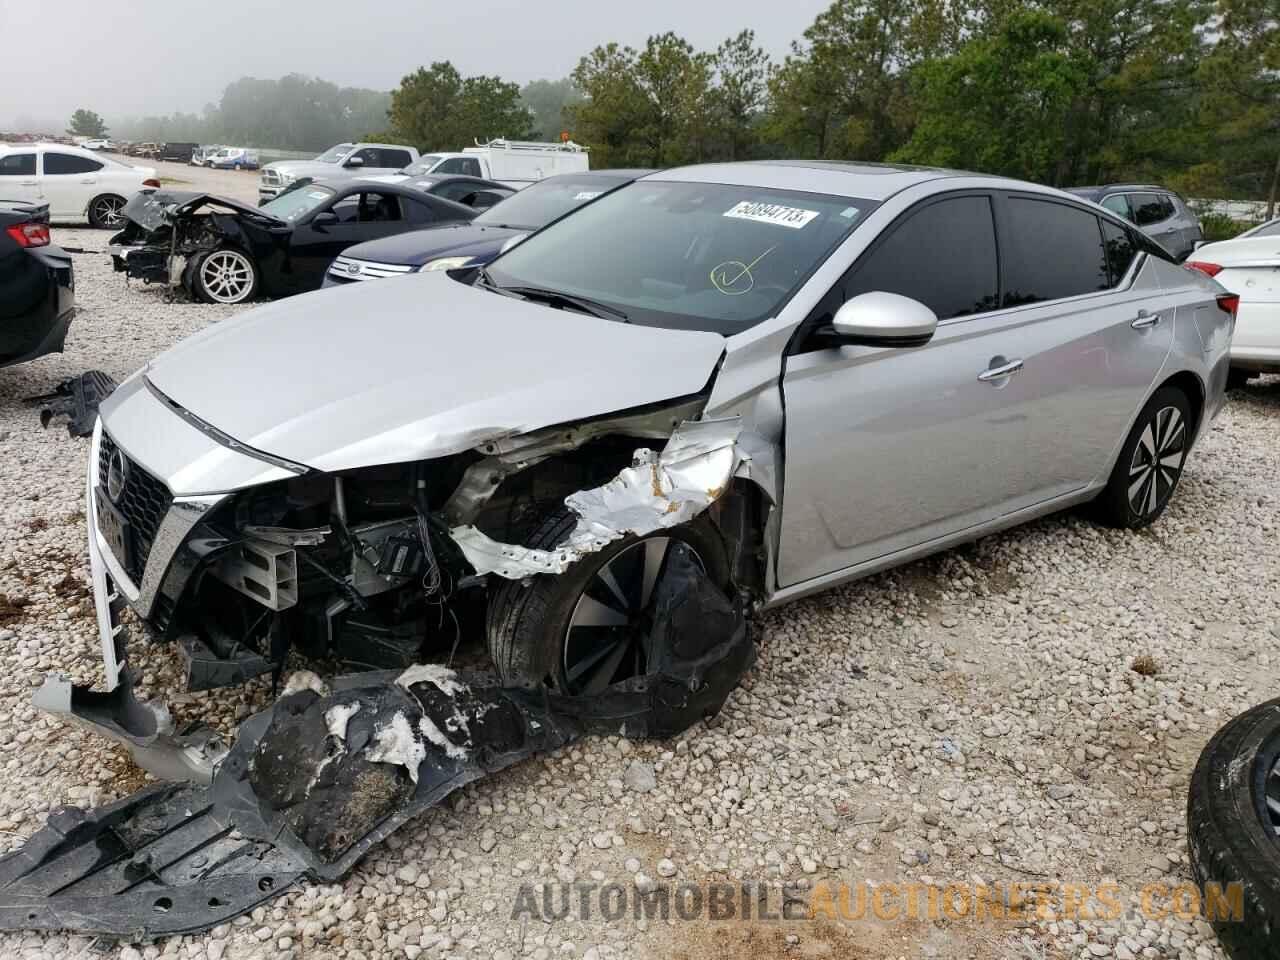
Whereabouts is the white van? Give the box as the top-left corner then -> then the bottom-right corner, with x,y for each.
370,139 -> 589,189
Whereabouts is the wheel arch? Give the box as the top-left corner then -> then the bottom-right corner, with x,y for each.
1158,369 -> 1206,442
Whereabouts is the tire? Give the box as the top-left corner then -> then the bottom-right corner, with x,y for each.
485,507 -> 730,692
1227,369 -> 1252,392
1094,385 -> 1192,529
1187,699 -> 1280,959
192,247 -> 259,304
87,194 -> 127,229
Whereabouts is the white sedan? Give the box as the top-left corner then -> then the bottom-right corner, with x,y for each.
0,143 -> 158,228
1188,222 -> 1280,388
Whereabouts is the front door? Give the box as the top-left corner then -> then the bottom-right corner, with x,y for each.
288,190 -> 410,292
778,193 -> 1042,588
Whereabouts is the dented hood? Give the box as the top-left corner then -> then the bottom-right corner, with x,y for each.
143,273 -> 725,474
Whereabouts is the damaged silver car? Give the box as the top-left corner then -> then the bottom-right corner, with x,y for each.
9,161 -> 1233,936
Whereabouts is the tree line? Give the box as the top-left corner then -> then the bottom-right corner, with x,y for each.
91,0 -> 1277,204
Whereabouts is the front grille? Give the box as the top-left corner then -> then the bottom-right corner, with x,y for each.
261,170 -> 281,185
328,256 -> 416,283
98,432 -> 173,583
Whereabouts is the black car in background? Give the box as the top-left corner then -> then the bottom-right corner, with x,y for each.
1066,184 -> 1203,260
108,179 -> 480,303
398,173 -> 516,211
0,200 -> 75,369
324,169 -> 651,287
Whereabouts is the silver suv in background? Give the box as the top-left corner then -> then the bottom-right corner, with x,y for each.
258,142 -> 420,202
1067,184 -> 1202,260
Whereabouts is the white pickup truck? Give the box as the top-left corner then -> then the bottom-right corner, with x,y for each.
258,142 -> 421,202
370,139 -> 589,189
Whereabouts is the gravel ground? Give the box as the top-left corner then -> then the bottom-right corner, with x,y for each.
0,228 -> 1277,960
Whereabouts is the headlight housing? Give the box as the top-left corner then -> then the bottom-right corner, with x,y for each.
421,256 -> 475,272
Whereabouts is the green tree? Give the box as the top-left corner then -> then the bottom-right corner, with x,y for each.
521,78 -> 585,141
67,108 -> 107,138
569,44 -> 652,166
892,11 -> 1088,182
709,30 -> 771,160
388,62 -> 533,151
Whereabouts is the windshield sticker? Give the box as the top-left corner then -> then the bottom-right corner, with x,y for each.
573,191 -> 603,201
724,201 -> 819,230
306,191 -> 329,200
710,245 -> 777,296
840,206 -> 861,219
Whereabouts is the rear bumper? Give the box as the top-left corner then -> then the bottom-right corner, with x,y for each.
1229,301 -> 1280,371
0,246 -> 75,368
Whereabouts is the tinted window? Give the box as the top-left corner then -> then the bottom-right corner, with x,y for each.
0,153 -> 35,176
404,198 -> 438,225
1003,198 -> 1108,304
438,157 -> 482,177
1101,195 -> 1131,220
381,149 -> 413,169
329,191 -> 402,222
45,153 -> 103,174
469,190 -> 509,209
1131,193 -> 1168,226
434,180 -> 481,203
1159,194 -> 1176,219
844,195 -> 998,320
1101,221 -> 1137,286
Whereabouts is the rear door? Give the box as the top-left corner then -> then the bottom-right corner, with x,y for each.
994,194 -> 1174,499
39,151 -> 104,220
0,152 -> 41,205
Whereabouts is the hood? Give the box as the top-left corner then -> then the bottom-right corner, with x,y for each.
1193,235 -> 1280,266
123,191 -> 286,232
144,273 -> 726,475
266,160 -> 350,178
341,223 -> 521,267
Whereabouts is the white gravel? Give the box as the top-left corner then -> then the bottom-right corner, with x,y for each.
0,227 -> 1277,960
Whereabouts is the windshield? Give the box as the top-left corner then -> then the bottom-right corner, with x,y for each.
261,184 -> 335,222
484,181 -> 877,335
315,143 -> 355,164
475,177 -> 624,230
400,155 -> 445,176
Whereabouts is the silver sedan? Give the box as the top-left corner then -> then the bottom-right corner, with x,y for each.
70,161 -> 1233,750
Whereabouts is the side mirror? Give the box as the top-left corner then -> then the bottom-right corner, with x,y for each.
820,292 -> 938,348
311,210 -> 339,227
344,156 -> 365,168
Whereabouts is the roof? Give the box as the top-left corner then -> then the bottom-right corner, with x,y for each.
1067,184 -> 1169,197
651,160 -> 976,200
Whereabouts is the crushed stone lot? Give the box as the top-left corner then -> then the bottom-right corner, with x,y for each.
0,226 -> 1277,960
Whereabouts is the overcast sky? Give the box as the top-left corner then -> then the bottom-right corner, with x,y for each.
1,0 -> 832,130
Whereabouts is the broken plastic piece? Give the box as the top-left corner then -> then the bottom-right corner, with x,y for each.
451,417 -> 743,579
26,370 -> 119,438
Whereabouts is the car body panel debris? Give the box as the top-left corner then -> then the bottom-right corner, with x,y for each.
4,546 -> 750,937
25,370 -> 118,437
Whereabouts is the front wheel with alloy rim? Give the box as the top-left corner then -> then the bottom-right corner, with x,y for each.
192,248 -> 259,304
87,194 -> 126,229
486,507 -> 730,693
1094,385 -> 1192,529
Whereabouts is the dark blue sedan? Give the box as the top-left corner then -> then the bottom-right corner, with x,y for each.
322,169 -> 652,287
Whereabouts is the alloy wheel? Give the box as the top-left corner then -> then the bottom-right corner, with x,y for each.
1127,405 -> 1186,518
562,537 -> 702,695
92,196 -> 124,227
199,250 -> 255,303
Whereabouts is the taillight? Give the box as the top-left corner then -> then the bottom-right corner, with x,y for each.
5,222 -> 50,248
1217,294 -> 1240,317
1186,260 -> 1222,277
142,178 -> 160,188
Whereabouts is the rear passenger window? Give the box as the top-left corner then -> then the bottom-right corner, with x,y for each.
1101,221 -> 1137,286
1131,193 -> 1167,226
44,153 -> 103,175
381,149 -> 413,169
844,195 -> 998,320
1002,198 -> 1108,305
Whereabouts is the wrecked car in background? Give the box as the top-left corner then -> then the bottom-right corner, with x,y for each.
6,161 -> 1233,937
107,181 -> 480,303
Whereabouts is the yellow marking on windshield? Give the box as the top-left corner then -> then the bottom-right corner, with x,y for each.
710,245 -> 777,296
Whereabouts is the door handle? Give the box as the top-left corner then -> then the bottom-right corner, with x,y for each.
1131,310 -> 1161,329
977,358 -> 1024,382
19,180 -> 37,186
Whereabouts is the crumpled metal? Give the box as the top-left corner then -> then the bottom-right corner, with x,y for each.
449,417 -> 743,579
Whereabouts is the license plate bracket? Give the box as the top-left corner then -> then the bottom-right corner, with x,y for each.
97,497 -> 132,573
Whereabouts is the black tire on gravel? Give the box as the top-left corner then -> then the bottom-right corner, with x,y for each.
1094,385 -> 1192,529
485,506 -> 731,691
1188,698 -> 1280,959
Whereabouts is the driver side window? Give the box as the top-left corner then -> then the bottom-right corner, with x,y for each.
326,192 -> 402,223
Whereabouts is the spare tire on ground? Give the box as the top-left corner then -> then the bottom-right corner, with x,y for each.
1188,697 -> 1280,958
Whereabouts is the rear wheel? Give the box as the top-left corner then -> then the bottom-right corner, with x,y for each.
87,194 -> 126,229
485,507 -> 730,692
192,248 -> 259,304
1094,386 -> 1192,529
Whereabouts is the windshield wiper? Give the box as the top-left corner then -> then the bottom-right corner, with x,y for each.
502,286 -> 629,322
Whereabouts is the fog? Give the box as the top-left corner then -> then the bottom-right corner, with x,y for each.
0,0 -> 832,131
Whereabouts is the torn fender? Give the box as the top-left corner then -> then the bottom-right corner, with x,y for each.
7,546 -> 753,937
450,417 -> 745,579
